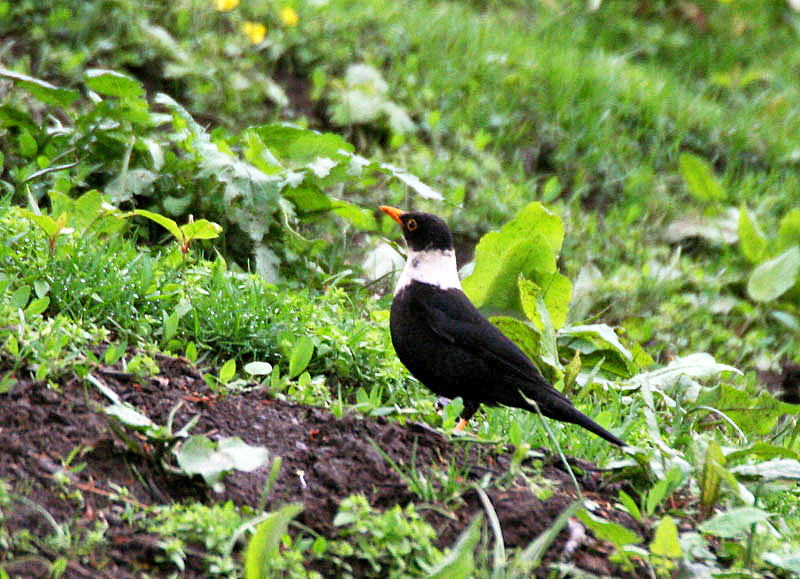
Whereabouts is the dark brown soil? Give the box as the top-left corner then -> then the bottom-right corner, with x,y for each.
0,349 -> 645,577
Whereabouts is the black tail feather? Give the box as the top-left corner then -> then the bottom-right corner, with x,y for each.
518,388 -> 626,446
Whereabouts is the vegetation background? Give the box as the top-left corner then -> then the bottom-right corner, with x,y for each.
1,0 -> 800,576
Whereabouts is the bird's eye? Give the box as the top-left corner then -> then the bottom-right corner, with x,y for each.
406,218 -> 418,231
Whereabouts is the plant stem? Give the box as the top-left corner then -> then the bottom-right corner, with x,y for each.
530,400 -> 583,501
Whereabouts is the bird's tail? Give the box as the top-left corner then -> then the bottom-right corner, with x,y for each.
561,405 -> 626,447
525,391 -> 626,446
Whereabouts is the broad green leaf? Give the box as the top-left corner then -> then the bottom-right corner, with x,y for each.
738,205 -> 767,263
244,361 -> 273,376
678,153 -> 724,202
18,130 -> 37,156
533,294 -> 562,374
713,463 -> 751,505
627,353 -> 740,391
245,504 -> 304,579
251,125 -> 354,164
134,209 -> 183,241
20,209 -> 63,238
0,66 -> 80,107
518,274 -> 571,331
564,349 -> 582,390
72,189 -> 107,234
289,336 -> 314,378
645,466 -> 683,516
747,245 -> 800,302
219,359 -> 236,384
163,311 -> 179,342
9,286 -> 31,309
490,317 -> 545,372
698,507 -> 772,538
216,437 -> 270,472
0,105 -> 37,131
463,201 -> 565,316
560,323 -> 634,378
650,516 -> 681,559
764,551 -> 800,574
577,508 -> 642,546
730,458 -> 800,481
425,514 -> 481,578
332,201 -> 378,230
617,490 -> 641,522
104,403 -> 156,429
175,435 -> 228,486
175,435 -> 269,489
185,342 -> 198,364
700,439 -> 724,511
725,442 -> 800,463
777,209 -> 800,253
25,296 -> 49,316
541,176 -> 561,204
181,219 -> 223,240
242,128 -> 282,171
85,69 -> 144,98
5,335 -> 19,358
284,185 -> 332,214
561,324 -> 632,361
104,343 -> 125,365
695,383 -> 795,437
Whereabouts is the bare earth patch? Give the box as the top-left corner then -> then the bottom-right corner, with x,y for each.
0,351 -> 645,577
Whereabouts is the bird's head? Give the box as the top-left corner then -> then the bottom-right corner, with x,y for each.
380,206 -> 454,253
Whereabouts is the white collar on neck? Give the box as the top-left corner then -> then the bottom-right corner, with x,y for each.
394,248 -> 461,295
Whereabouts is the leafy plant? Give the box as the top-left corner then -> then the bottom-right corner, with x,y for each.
244,503 -> 304,579
174,435 -> 271,493
145,501 -> 245,576
462,201 -> 571,322
331,495 -> 443,577
739,207 -> 800,303
327,63 -> 416,136
133,210 -> 222,258
369,438 -> 475,505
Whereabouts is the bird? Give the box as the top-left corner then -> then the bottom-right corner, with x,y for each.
380,205 -> 625,446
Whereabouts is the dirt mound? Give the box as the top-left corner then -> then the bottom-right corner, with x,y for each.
0,351 -> 643,577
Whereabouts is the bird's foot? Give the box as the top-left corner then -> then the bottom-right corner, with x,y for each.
452,417 -> 469,436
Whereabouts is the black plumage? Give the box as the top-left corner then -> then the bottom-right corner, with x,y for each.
381,205 -> 625,446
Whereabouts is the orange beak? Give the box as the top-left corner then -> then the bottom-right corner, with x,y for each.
379,205 -> 405,225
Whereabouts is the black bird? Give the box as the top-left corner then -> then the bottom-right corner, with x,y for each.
380,205 -> 625,446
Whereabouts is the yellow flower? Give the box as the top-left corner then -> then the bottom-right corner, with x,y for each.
280,6 -> 299,27
214,0 -> 239,11
242,21 -> 267,44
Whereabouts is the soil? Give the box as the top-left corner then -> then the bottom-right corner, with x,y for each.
0,349 -> 646,577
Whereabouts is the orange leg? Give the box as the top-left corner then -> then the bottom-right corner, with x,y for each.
454,418 -> 469,433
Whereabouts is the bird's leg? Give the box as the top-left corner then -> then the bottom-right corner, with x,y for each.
453,400 -> 480,434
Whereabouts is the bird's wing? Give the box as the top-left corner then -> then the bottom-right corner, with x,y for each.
409,289 -> 549,386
